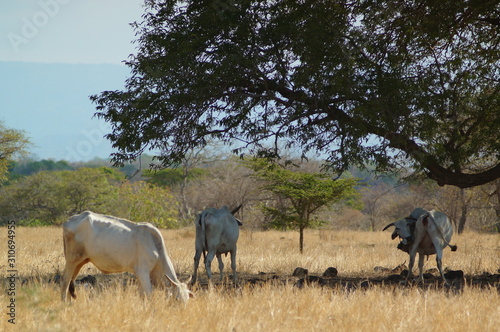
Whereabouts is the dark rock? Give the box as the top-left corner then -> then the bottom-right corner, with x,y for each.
444,270 -> 464,280
400,269 -> 410,277
360,280 -> 370,289
323,267 -> 338,277
386,274 -> 404,282
292,267 -> 308,278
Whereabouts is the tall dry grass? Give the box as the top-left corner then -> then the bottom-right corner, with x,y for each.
1,226 -> 499,331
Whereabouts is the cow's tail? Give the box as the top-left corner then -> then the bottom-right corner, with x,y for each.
426,213 -> 458,252
197,212 -> 208,259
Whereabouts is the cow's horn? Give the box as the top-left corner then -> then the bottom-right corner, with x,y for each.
231,204 -> 242,215
382,223 -> 395,231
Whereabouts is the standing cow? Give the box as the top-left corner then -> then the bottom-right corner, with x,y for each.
191,206 -> 241,285
383,208 -> 457,284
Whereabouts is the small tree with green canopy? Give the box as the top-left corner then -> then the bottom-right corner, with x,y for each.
248,159 -> 360,253
0,122 -> 30,183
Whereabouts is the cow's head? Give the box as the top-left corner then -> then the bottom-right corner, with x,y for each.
165,275 -> 194,303
382,218 -> 414,245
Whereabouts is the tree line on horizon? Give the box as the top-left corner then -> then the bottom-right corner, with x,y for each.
1,153 -> 499,234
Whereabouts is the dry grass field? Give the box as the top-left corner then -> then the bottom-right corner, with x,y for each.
1,226 -> 499,331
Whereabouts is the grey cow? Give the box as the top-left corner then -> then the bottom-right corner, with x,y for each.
383,208 -> 457,284
191,206 -> 241,285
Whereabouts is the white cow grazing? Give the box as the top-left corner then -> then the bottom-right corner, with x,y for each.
191,206 -> 241,285
383,208 -> 457,284
60,211 -> 192,302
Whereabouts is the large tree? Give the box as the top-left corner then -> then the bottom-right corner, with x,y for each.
92,0 -> 500,188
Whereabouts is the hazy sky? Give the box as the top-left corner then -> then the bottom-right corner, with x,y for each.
0,0 -> 147,161
1,0 -> 144,64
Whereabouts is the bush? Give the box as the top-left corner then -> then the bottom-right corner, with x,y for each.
104,182 -> 182,228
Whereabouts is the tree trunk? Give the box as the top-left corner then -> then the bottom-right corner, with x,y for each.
179,167 -> 190,220
457,188 -> 467,234
495,180 -> 500,233
299,225 -> 304,254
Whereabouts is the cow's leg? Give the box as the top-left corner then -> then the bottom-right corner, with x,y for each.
434,247 -> 448,284
216,253 -> 224,282
61,264 -> 75,302
61,260 -> 86,302
205,250 -> 216,283
436,256 -> 448,284
417,253 -> 425,283
426,231 -> 448,284
151,264 -> 165,288
135,269 -> 153,296
230,248 -> 237,283
407,228 -> 425,282
407,246 -> 417,281
191,249 -> 202,285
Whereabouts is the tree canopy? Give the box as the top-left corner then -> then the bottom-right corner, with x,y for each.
248,158 -> 360,252
0,122 -> 30,183
0,168 -> 119,224
92,0 -> 500,188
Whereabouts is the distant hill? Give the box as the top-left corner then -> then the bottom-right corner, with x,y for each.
0,61 -> 131,161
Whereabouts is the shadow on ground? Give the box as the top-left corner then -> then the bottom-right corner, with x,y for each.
4,265 -> 499,296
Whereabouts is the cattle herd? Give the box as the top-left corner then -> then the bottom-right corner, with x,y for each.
60,207 -> 459,304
